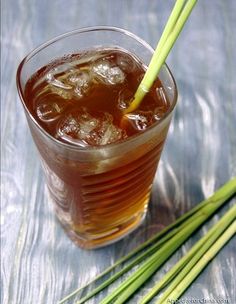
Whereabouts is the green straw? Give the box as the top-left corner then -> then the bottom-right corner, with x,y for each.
124,0 -> 198,114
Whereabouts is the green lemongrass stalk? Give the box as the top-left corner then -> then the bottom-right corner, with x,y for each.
158,220 -> 236,304
99,196 -> 236,304
155,0 -> 185,52
74,228 -> 179,304
59,227 -> 182,304
141,204 -> 236,304
59,178 -> 236,304
76,214 -> 202,304
75,177 -> 236,304
99,216 -> 206,304
125,0 -> 197,114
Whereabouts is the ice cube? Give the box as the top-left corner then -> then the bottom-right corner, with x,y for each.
125,111 -> 157,131
58,115 -> 80,137
153,107 -> 166,121
68,70 -> 92,98
36,100 -> 66,122
108,66 -> 125,84
78,112 -> 99,140
118,88 -> 134,110
46,67 -> 94,99
67,69 -> 91,84
127,113 -> 148,130
97,120 -> 125,145
92,60 -> 109,75
156,87 -> 168,105
57,109 -> 127,146
57,109 -> 99,145
87,112 -> 126,145
47,72 -> 72,90
46,70 -> 73,99
92,59 -> 125,85
116,53 -> 136,73
49,85 -> 73,99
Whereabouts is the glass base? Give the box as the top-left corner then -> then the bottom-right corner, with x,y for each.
57,209 -> 147,249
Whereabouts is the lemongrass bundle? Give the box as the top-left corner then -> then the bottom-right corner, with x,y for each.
59,178 -> 236,304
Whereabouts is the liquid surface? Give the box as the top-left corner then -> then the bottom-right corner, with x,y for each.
24,48 -> 170,146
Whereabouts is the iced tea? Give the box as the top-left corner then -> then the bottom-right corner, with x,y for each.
17,28 -> 177,249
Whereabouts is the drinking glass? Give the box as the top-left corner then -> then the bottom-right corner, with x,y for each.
16,27 -> 177,249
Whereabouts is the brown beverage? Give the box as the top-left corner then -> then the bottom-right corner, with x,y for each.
17,28 -> 176,249
24,49 -> 170,144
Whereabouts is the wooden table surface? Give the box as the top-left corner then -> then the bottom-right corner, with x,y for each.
1,1 -> 236,303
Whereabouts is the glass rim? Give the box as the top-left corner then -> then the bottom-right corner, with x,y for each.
16,26 -> 178,152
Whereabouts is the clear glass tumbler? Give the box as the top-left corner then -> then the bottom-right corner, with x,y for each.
16,27 -> 177,249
